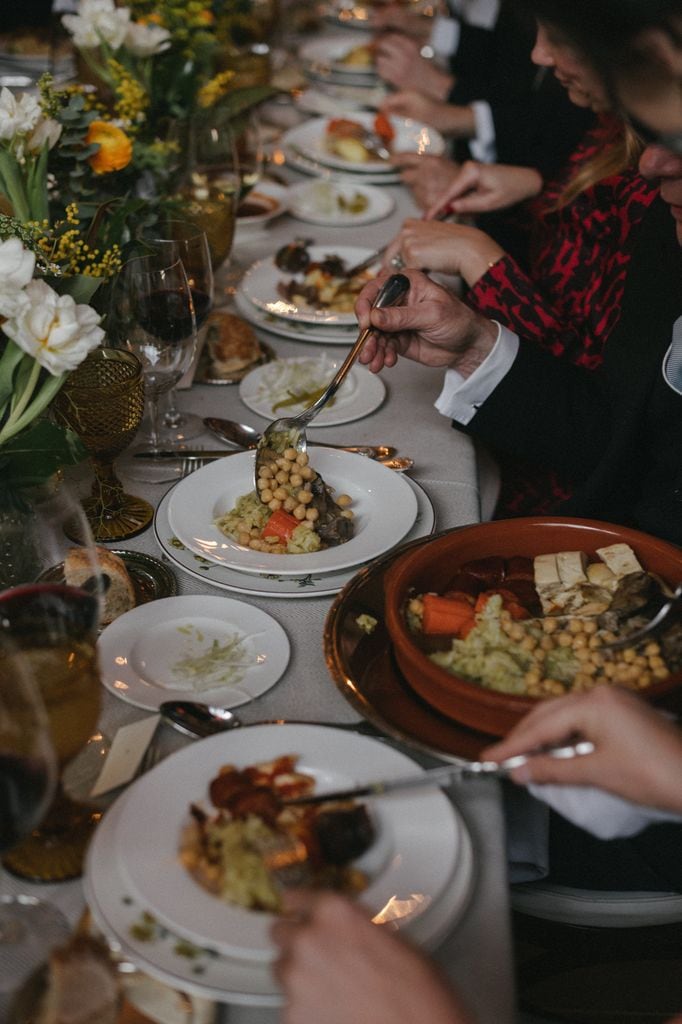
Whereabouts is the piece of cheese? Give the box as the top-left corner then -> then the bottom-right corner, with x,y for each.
534,553 -> 561,589
556,550 -> 588,588
596,543 -> 643,579
586,562 -> 618,591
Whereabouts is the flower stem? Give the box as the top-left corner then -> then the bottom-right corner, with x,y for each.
0,360 -> 41,442
0,370 -> 66,444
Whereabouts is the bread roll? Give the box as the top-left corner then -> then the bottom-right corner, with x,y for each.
64,546 -> 135,625
206,312 -> 261,375
37,935 -> 121,1024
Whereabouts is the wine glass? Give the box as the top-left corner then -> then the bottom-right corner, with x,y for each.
109,254 -> 198,470
52,348 -> 153,541
0,633 -> 70,993
138,221 -> 214,444
175,119 -> 241,275
0,481 -> 104,883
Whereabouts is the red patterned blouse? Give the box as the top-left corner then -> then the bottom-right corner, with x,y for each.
467,117 -> 658,517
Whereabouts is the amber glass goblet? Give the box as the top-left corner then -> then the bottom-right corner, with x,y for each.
53,349 -> 153,541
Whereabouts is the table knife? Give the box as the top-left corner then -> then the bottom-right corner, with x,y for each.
133,443 -> 396,461
283,741 -> 595,805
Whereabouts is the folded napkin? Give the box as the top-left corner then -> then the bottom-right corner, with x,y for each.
528,782 -> 682,840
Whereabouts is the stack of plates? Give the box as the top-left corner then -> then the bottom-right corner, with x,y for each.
280,112 -> 444,185
235,243 -> 377,346
153,449 -> 436,599
300,33 -> 379,87
84,724 -> 475,1006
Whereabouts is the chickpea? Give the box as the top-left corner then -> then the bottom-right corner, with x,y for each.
524,669 -> 541,686
572,634 -> 588,649
603,661 -> 617,678
265,534 -> 280,545
273,487 -> 288,501
276,470 -> 288,485
290,473 -> 303,488
590,652 -> 605,668
542,618 -> 559,634
637,671 -> 652,688
283,496 -> 297,512
261,487 -> 273,503
648,655 -> 666,670
284,448 -> 298,461
509,624 -> 524,642
580,661 -> 597,676
557,632 -> 574,647
298,519 -> 314,530
582,619 -> 598,635
257,477 -> 269,491
268,498 -> 283,512
276,457 -> 290,470
409,597 -> 424,615
249,527 -> 260,538
259,466 -> 273,480
653,665 -> 670,680
305,507 -> 319,522
588,635 -> 602,649
296,452 -> 309,466
633,655 -> 648,669
300,466 -> 314,480
540,636 -> 555,651
249,539 -> 263,551
622,647 -> 637,663
644,642 -> 661,657
238,532 -> 251,547
341,509 -> 354,520
297,489 -> 313,505
293,505 -> 306,520
336,494 -> 352,508
568,619 -> 583,634
520,635 -> 537,652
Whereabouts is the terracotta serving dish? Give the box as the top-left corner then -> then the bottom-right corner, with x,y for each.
384,517 -> 682,737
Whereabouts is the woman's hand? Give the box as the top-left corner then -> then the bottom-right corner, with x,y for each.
483,686 -> 682,813
390,154 -> 461,211
382,91 -> 475,136
425,161 -> 543,219
272,890 -> 475,1024
383,219 -> 505,286
355,268 -> 498,375
373,33 -> 453,99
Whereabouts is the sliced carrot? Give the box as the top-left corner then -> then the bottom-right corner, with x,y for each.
262,508 -> 300,542
374,111 -> 395,143
422,594 -> 475,636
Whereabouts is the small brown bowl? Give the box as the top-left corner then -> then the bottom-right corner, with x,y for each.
384,517 -> 682,737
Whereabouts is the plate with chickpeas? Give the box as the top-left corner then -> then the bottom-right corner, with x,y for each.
166,448 -> 419,577
239,356 -> 386,426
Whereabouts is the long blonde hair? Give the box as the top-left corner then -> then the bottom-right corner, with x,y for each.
549,116 -> 644,212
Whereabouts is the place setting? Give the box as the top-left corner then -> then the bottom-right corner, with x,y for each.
84,722 -> 475,1006
299,33 -> 379,87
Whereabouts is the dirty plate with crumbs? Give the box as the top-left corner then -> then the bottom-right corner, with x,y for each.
97,595 -> 290,710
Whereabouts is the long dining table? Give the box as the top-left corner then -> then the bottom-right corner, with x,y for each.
0,76 -> 516,1024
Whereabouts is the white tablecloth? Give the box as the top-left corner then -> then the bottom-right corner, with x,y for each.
0,96 -> 516,1024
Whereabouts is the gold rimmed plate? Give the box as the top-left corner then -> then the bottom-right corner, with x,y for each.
194,338 -> 276,386
41,550 -> 177,609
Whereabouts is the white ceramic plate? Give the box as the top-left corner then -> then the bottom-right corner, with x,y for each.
299,34 -> 377,78
289,180 -> 394,226
283,143 -> 403,185
84,764 -> 474,1006
241,245 -> 375,326
166,449 -> 418,577
153,475 -> 435,599
295,82 -> 386,116
281,114 -> 444,173
112,724 -> 465,962
235,288 -> 357,346
235,181 -> 288,230
239,356 -> 385,426
97,596 -> 289,711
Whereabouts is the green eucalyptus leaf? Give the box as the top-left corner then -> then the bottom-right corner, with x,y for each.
0,419 -> 87,489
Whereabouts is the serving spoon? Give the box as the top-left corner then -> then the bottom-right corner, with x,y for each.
255,273 -> 410,492
203,417 -> 396,460
158,700 -> 383,738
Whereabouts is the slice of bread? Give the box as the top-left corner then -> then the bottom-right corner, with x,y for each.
64,546 -> 135,625
206,312 -> 261,376
37,935 -> 121,1024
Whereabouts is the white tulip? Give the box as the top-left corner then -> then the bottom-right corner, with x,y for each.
0,239 -> 35,318
124,21 -> 171,57
62,0 -> 131,50
0,87 -> 42,141
26,117 -> 63,154
3,280 -> 105,376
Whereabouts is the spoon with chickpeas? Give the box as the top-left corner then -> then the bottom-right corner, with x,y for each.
254,273 -> 410,501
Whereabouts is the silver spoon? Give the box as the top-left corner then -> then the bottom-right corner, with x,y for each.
600,580 -> 682,651
255,273 -> 410,493
158,700 -> 382,738
203,417 -> 396,460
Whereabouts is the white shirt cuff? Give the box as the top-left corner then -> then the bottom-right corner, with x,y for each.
429,16 -> 460,59
468,100 -> 497,163
435,322 -> 519,425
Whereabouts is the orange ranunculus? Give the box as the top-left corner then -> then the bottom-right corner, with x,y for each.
86,121 -> 133,174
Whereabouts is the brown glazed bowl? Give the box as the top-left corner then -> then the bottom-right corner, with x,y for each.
384,517 -> 682,737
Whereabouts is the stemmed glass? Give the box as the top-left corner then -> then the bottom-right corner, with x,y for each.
138,222 -> 214,444
109,254 -> 198,474
0,481 -> 104,883
175,119 -> 241,275
52,348 -> 153,541
0,634 -> 70,992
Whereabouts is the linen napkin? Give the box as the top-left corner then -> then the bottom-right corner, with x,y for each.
527,782 -> 682,840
